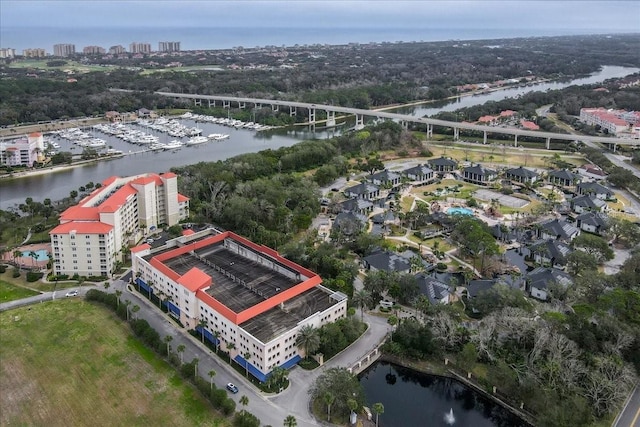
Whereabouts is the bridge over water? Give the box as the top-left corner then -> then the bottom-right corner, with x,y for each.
155,92 -> 639,150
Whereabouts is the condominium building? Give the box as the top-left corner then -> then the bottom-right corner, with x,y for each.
129,42 -> 151,54
131,229 -> 348,381
0,132 -> 45,167
83,45 -> 106,55
50,172 -> 190,277
158,41 -> 181,52
53,44 -> 76,57
108,45 -> 126,55
0,48 -> 16,58
22,48 -> 46,58
579,108 -> 640,136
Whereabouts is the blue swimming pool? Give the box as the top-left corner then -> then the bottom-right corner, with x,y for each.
447,207 -> 474,216
21,249 -> 49,261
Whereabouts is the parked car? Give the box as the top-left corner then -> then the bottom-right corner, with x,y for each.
226,383 -> 239,394
65,290 -> 78,297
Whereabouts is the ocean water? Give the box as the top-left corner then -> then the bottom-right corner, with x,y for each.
0,26 -> 616,53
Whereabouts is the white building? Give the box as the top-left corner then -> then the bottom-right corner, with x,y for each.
0,48 -> 16,58
158,41 -> 181,52
53,43 -> 76,57
0,132 -> 45,167
131,230 -> 348,382
50,172 -> 189,277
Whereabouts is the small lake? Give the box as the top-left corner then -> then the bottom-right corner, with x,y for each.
359,361 -> 530,427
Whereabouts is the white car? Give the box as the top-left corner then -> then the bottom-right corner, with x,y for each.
65,290 -> 78,297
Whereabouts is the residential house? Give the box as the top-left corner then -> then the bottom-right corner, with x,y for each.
414,273 -> 451,305
536,218 -> 580,242
344,182 -> 380,200
427,157 -> 458,174
362,250 -> 411,274
371,210 -> 399,226
331,212 -> 365,240
576,182 -> 614,200
576,212 -> 608,235
526,267 -> 573,301
490,224 -> 518,244
529,239 -> 573,269
466,279 -> 497,299
366,170 -> 402,188
547,169 -> 582,187
579,164 -> 607,180
570,195 -> 608,214
504,166 -> 539,185
338,198 -> 374,216
462,164 -> 497,185
402,164 -> 436,184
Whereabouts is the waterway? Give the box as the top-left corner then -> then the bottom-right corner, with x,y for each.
1,65 -> 637,209
359,361 -> 530,427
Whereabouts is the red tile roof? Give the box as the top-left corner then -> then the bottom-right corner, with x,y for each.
50,221 -> 113,234
177,267 -> 211,292
478,115 -> 497,123
131,244 -> 151,253
162,172 -> 177,178
60,205 -> 100,221
182,229 -> 195,236
177,194 -> 189,202
500,110 -> 516,117
520,120 -> 540,130
28,132 -> 42,137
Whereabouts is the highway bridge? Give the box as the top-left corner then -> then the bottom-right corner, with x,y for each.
155,92 -> 640,149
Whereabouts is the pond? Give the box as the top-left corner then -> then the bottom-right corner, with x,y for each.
359,361 -> 530,427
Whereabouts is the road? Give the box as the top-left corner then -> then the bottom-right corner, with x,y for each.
613,384 -> 640,427
1,275 -> 391,427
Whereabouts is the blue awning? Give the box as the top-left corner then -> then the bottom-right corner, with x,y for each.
166,301 -> 180,316
279,355 -> 302,370
234,355 -> 267,382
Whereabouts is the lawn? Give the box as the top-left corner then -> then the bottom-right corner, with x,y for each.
0,279 -> 39,302
7,59 -> 115,73
411,179 -> 479,201
0,270 -> 78,293
0,301 -> 226,427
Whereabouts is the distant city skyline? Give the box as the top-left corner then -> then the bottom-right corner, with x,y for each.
1,1 -> 638,52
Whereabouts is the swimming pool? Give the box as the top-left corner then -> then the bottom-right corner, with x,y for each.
21,249 -> 49,261
447,207 -> 474,216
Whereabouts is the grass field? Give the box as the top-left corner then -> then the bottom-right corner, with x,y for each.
7,59 -> 115,73
0,301 -> 227,427
0,279 -> 39,302
0,270 -> 78,293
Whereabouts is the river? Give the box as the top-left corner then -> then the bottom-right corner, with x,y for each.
359,361 -> 530,427
0,65 -> 637,209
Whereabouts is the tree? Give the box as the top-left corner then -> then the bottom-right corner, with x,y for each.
115,290 -> 122,308
566,251 -> 599,276
28,250 -> 37,266
212,330 -> 220,353
103,282 -> 110,291
571,233 -> 614,263
372,402 -> 384,427
198,318 -> 207,343
244,351 -> 252,377
131,305 -> 140,320
239,395 -> 249,416
607,217 -> 640,248
193,357 -> 199,378
227,342 -> 236,363
283,415 -> 297,427
310,367 -> 364,421
177,344 -> 186,364
208,369 -> 216,391
323,391 -> 336,422
352,289 -> 372,322
124,299 -> 131,321
296,325 -> 320,360
164,335 -> 173,356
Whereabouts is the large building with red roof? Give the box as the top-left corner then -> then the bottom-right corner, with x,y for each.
580,108 -> 640,136
50,172 -> 189,277
131,229 -> 348,381
0,133 -> 45,167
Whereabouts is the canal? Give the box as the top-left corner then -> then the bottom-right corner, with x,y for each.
359,361 -> 530,427
1,65 -> 637,209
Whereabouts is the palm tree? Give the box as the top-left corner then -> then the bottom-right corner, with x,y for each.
352,289 -> 372,322
295,325 -> 320,360
177,344 -> 186,364
323,391 -> 335,422
124,299 -> 131,321
239,395 -> 249,417
198,318 -> 207,343
208,369 -> 216,391
347,398 -> 358,415
212,330 -> 220,353
244,351 -> 252,377
28,250 -> 37,267
115,290 -> 122,308
157,290 -> 164,309
131,305 -> 140,320
13,249 -> 22,263
193,357 -> 199,378
372,402 -> 384,427
147,280 -> 154,299
283,415 -> 297,427
227,342 -> 236,363
164,335 -> 173,356
103,282 -> 110,291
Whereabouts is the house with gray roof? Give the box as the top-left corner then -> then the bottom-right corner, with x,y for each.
362,250 -> 411,273
529,239 -> 573,269
427,156 -> 458,173
331,212 -> 365,240
402,164 -> 436,184
570,195 -> 608,214
339,198 -> 374,216
366,170 -> 402,188
526,267 -> 573,301
576,212 -> 608,235
344,182 -> 380,200
462,164 -> 497,185
576,182 -> 614,200
536,218 -> 580,242
547,169 -> 582,187
504,166 -> 539,185
415,273 -> 451,305
490,224 -> 518,243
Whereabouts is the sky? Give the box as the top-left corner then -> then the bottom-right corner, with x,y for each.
1,1 -> 639,50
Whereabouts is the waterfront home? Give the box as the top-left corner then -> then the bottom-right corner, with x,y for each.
504,166 -> 539,185
344,182 -> 381,200
570,195 -> 608,214
427,156 -> 458,174
547,169 -> 582,187
536,218 -> 580,242
526,267 -> 573,301
366,169 -> 402,188
529,239 -> 573,269
576,212 -> 608,235
576,182 -> 615,200
362,249 -> 411,274
402,164 -> 436,184
462,164 -> 497,185
414,273 -> 452,305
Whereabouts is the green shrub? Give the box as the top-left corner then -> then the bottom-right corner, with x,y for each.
26,271 -> 44,282
0,264 -> 6,273
12,268 -> 20,278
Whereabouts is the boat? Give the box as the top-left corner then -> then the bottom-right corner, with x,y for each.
187,136 -> 208,145
163,140 -> 184,150
207,133 -> 229,141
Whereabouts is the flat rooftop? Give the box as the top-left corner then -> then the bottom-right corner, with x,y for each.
163,242 -> 299,313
